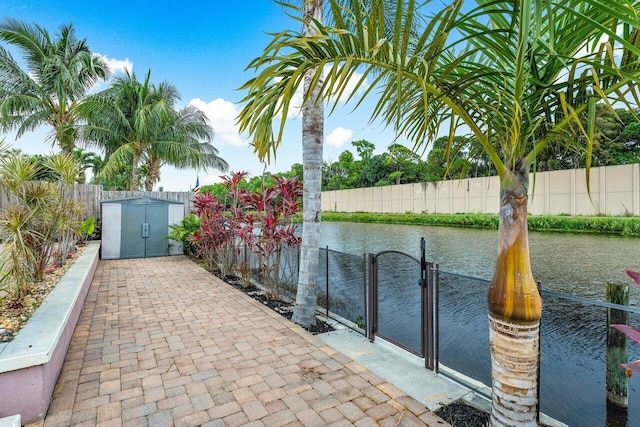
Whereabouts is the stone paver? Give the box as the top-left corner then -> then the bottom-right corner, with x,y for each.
29,256 -> 449,426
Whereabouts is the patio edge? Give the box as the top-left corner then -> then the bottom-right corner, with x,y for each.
0,241 -> 100,424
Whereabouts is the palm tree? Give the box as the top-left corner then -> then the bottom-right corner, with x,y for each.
237,0 -> 640,424
240,0 -> 325,328
81,70 -> 225,190
0,19 -> 109,154
291,0 -> 325,328
71,148 -> 101,184
141,105 -> 229,191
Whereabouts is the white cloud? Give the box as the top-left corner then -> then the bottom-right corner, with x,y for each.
98,54 -> 133,75
87,54 -> 133,93
326,126 -> 353,148
190,97 -> 245,146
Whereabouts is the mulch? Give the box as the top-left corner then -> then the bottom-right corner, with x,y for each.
215,273 -> 335,335
435,401 -> 490,427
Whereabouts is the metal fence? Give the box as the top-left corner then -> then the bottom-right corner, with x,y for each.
437,270 -> 640,427
317,248 -> 367,329
237,240 -> 640,426
237,244 -> 368,330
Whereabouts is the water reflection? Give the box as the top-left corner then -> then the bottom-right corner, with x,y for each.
319,222 -> 640,303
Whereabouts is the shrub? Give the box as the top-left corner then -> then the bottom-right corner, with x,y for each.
0,151 -> 85,301
167,214 -> 201,257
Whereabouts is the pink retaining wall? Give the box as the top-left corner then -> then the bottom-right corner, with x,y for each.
0,241 -> 100,424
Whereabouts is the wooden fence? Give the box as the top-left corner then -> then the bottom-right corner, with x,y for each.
0,184 -> 195,221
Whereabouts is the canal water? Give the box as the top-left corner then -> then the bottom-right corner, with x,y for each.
318,221 -> 640,426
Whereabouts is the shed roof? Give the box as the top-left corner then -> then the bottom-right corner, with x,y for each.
101,196 -> 185,205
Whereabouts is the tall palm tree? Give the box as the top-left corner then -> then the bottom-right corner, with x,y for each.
237,0 -> 640,424
81,70 -> 225,190
240,0 -> 325,328
0,19 -> 109,154
141,105 -> 229,191
292,0 -> 324,327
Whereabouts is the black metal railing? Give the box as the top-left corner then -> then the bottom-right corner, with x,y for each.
233,239 -> 640,426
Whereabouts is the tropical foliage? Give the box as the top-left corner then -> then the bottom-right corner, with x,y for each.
0,19 -> 109,154
237,0 -> 640,424
0,19 -> 227,192
189,172 -> 302,298
80,70 -> 227,190
0,145 -> 87,304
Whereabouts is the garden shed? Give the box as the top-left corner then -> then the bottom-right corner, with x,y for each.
100,196 -> 184,259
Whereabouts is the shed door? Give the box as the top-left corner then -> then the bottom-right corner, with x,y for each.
121,204 -> 169,258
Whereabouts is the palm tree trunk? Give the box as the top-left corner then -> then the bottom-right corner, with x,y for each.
487,162 -> 542,427
145,158 -> 161,191
291,0 -> 324,328
131,151 -> 141,191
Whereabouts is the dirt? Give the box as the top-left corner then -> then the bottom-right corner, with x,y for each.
0,244 -> 87,342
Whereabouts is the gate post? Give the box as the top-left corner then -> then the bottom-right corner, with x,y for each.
420,237 -> 435,370
425,262 -> 434,370
434,263 -> 440,373
368,253 -> 377,342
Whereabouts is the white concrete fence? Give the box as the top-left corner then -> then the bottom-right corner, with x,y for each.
321,163 -> 640,216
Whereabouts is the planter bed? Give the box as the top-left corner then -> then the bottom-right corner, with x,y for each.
0,241 -> 100,425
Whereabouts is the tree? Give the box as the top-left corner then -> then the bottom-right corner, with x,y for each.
141,105 -> 229,191
0,19 -> 109,154
239,0 -> 325,328
234,0 -> 640,424
425,136 -> 473,182
359,153 -> 392,187
352,139 -> 375,161
71,148 -> 101,184
287,162 -> 304,182
323,150 -> 358,190
538,106 -> 640,170
82,70 -> 225,190
386,143 -> 422,184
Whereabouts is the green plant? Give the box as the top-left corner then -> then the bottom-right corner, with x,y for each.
79,216 -> 96,243
167,214 -> 201,257
240,175 -> 302,299
0,150 -> 87,302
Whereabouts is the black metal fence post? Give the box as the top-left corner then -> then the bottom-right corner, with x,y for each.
363,252 -> 368,335
325,245 -> 329,317
434,263 -> 440,374
368,253 -> 377,342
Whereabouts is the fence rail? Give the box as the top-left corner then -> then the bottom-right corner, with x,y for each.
0,184 -> 195,221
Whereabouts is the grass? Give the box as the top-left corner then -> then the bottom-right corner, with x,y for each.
314,212 -> 640,237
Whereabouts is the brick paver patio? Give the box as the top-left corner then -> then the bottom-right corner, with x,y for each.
28,256 -> 449,426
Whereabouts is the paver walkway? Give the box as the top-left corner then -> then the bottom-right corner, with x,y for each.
28,256 -> 449,427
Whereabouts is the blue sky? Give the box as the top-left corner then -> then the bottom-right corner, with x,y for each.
1,0 -> 415,191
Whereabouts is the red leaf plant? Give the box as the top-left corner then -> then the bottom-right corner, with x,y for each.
191,172 -> 302,295
189,193 -> 235,275
611,270 -> 640,377
239,176 -> 302,298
